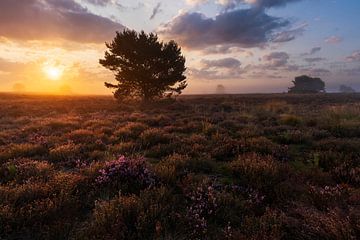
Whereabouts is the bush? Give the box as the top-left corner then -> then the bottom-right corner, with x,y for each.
95,156 -> 156,195
0,144 -> 47,162
230,153 -> 288,191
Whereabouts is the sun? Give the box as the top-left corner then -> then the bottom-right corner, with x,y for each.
43,65 -> 64,81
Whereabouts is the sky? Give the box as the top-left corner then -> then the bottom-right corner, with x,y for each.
0,0 -> 359,94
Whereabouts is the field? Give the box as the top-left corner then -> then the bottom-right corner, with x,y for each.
1,93 -> 360,239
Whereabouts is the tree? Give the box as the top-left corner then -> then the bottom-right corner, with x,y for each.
288,75 -> 325,93
339,84 -> 356,93
100,30 -> 187,102
215,84 -> 226,94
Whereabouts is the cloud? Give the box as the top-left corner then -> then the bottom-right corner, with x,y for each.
202,46 -> 254,56
303,67 -> 331,76
301,47 -> 321,56
262,52 -> 289,67
0,0 -> 125,43
219,0 -> 302,10
159,8 -> 290,49
189,57 -> 245,79
201,58 -> 241,69
325,36 -> 342,44
186,0 -> 210,6
150,3 -> 162,20
310,47 -> 321,55
346,50 -> 360,62
304,57 -> 325,63
272,23 -> 307,43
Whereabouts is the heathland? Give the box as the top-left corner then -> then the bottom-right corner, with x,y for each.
0,93 -> 359,239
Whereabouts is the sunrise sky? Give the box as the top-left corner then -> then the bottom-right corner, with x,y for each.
0,0 -> 359,94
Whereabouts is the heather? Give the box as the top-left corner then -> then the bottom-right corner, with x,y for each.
0,93 -> 360,239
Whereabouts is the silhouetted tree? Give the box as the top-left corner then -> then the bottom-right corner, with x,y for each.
215,84 -> 226,94
100,30 -> 187,102
12,83 -> 26,93
288,75 -> 325,93
339,84 -> 356,93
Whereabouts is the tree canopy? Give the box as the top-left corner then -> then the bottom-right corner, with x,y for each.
100,30 -> 187,102
288,75 -> 325,93
339,85 -> 356,93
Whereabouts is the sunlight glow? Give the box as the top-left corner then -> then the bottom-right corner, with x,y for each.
43,64 -> 64,81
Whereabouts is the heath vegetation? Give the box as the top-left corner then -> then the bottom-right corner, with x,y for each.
0,93 -> 360,239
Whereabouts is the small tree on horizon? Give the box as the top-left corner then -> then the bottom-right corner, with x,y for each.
100,30 -> 187,102
288,75 -> 325,93
339,84 -> 356,93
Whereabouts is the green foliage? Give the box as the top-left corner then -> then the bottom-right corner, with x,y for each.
100,30 -> 187,102
289,75 -> 326,93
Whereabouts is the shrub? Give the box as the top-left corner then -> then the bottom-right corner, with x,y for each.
230,153 -> 287,191
140,128 -> 171,147
0,144 -> 47,162
95,156 -> 156,195
154,154 -> 190,184
279,114 -> 302,126
66,129 -> 97,144
48,142 -> 81,165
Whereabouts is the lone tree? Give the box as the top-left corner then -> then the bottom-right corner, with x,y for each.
100,30 -> 187,101
288,75 -> 325,93
339,84 -> 356,93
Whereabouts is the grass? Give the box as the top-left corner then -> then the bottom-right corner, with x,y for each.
0,93 -> 360,239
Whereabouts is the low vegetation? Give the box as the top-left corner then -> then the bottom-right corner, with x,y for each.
0,93 -> 360,239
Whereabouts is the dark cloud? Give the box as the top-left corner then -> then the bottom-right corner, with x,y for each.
262,52 -> 290,67
84,0 -> 111,6
301,47 -> 321,56
346,50 -> 360,62
0,0 -> 125,42
202,45 -> 254,56
248,0 -> 302,8
217,0 -> 302,10
304,57 -> 326,63
272,23 -> 307,43
159,8 -> 290,49
189,57 -> 246,80
310,47 -> 321,55
150,3 -> 162,20
201,58 -> 241,69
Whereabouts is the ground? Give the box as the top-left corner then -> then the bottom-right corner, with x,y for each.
0,93 -> 359,239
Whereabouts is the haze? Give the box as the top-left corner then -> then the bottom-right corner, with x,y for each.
0,0 -> 359,94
